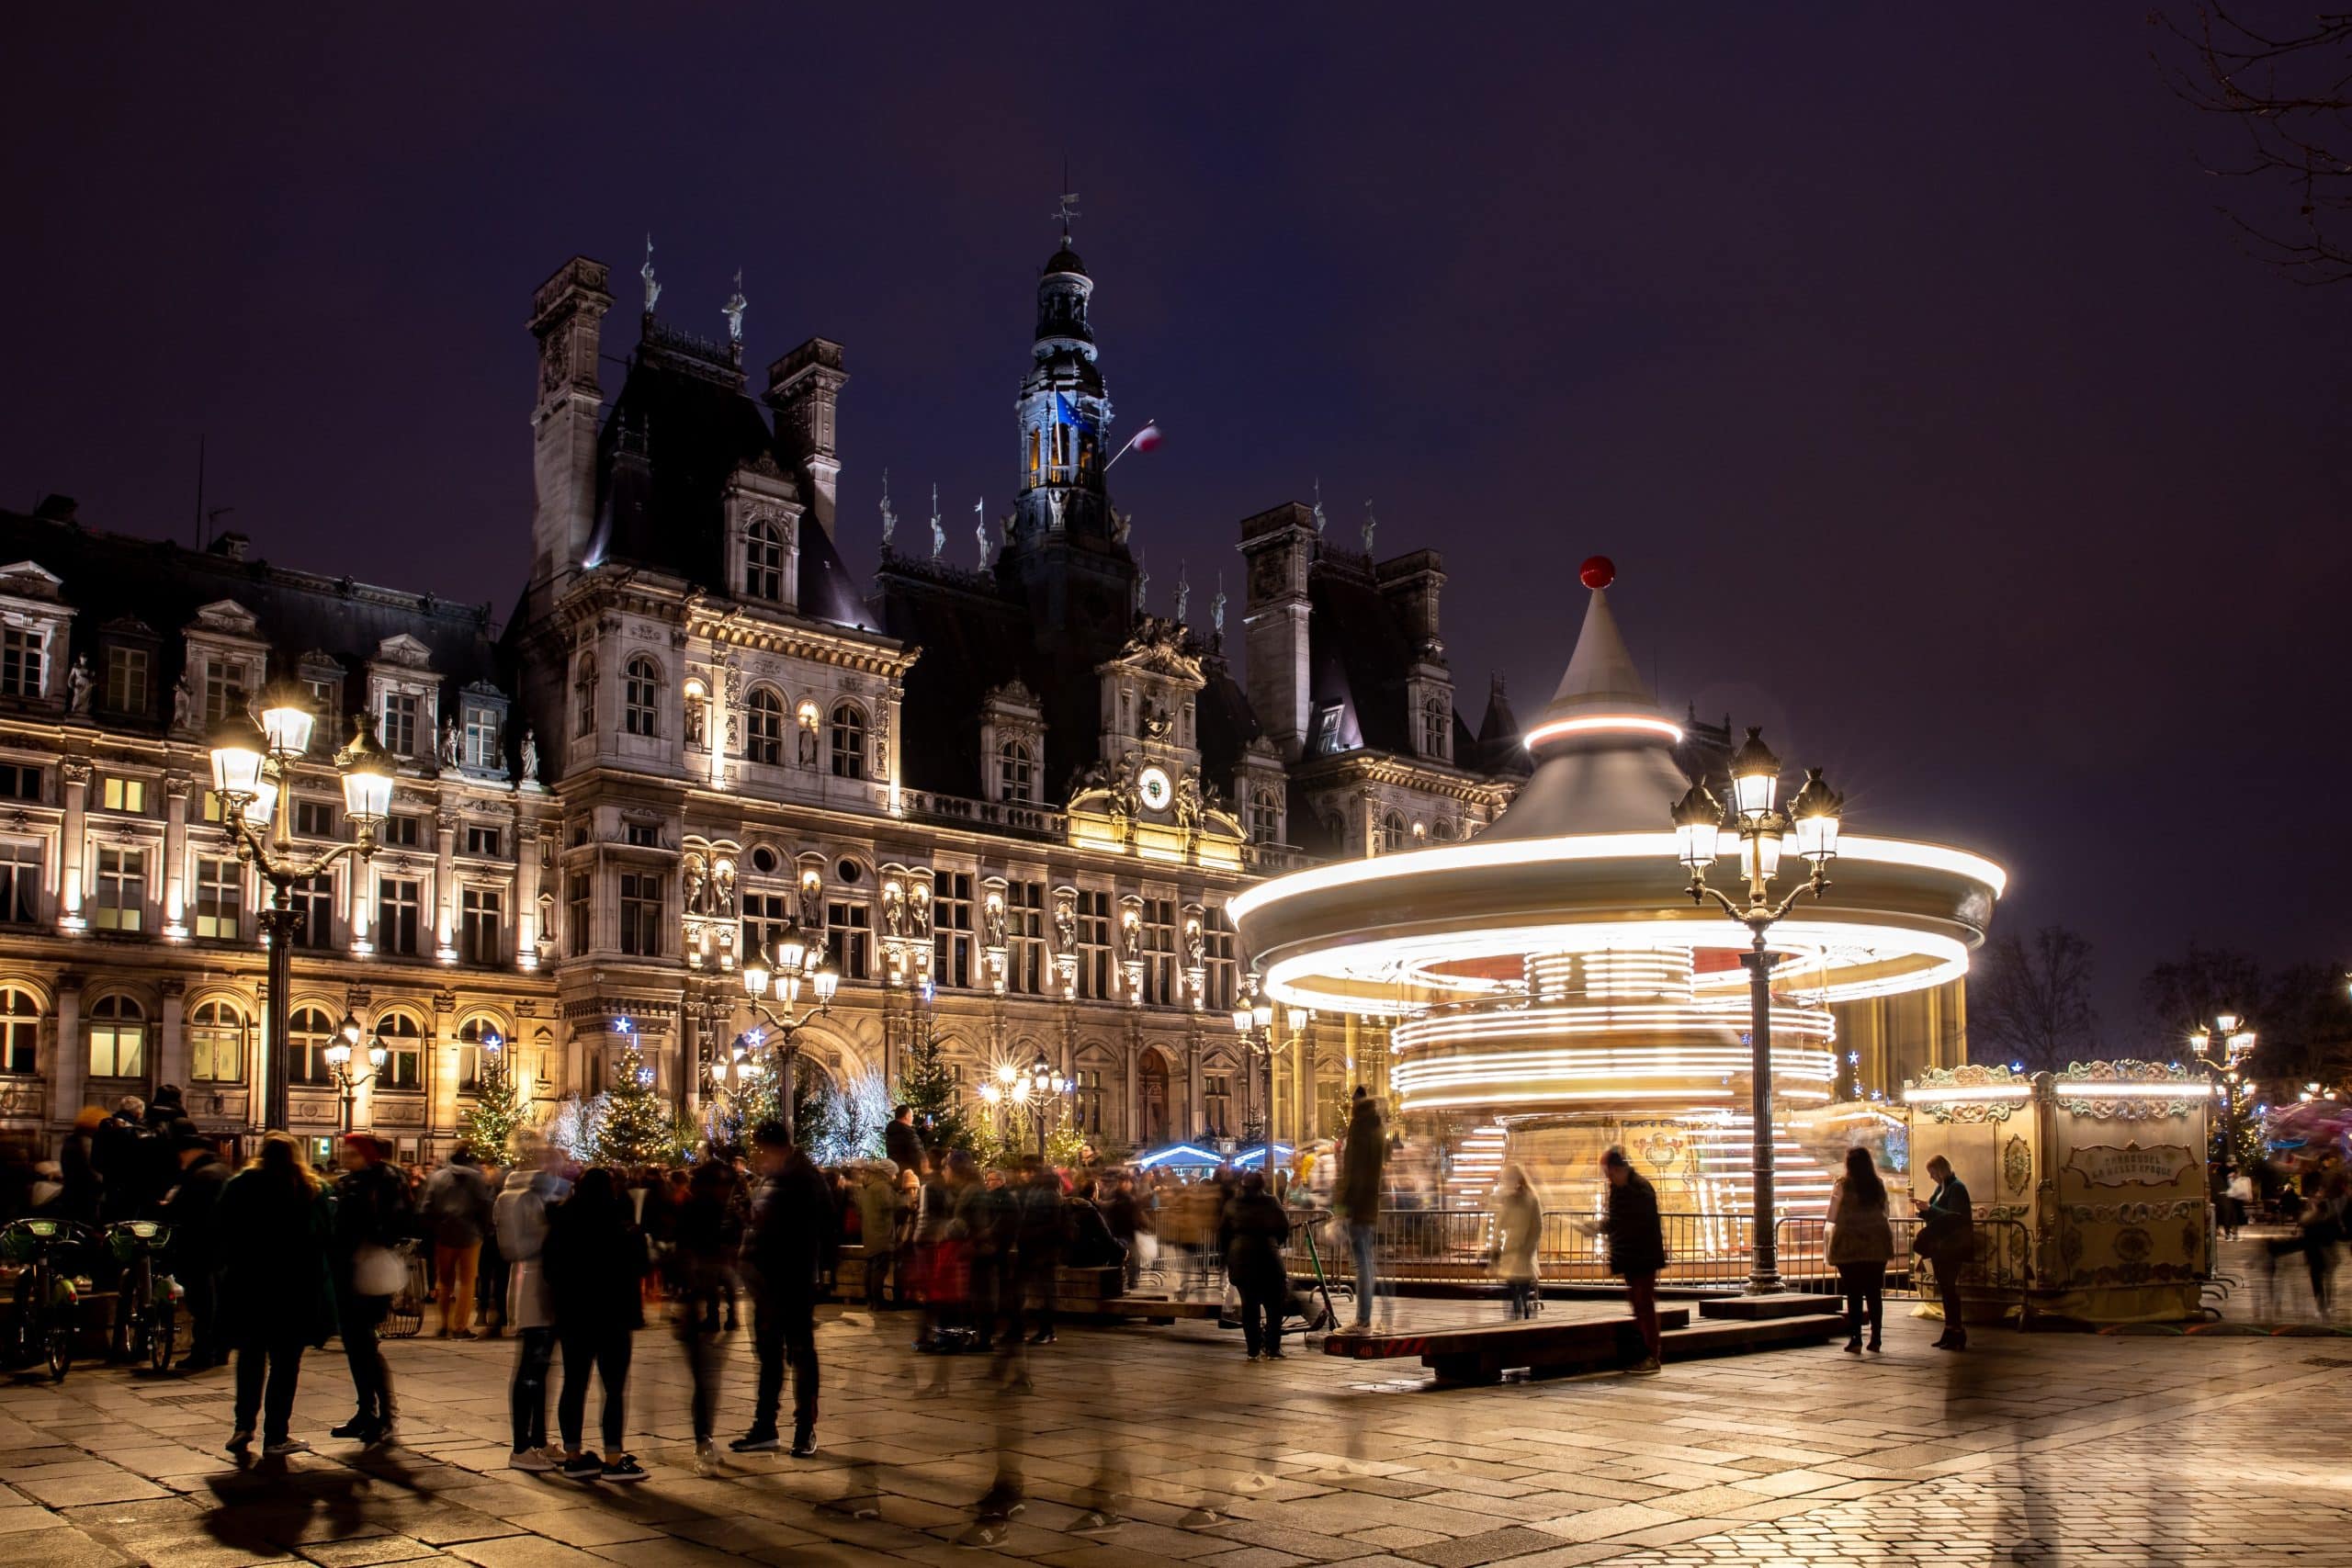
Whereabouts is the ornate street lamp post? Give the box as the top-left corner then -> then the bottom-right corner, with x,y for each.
981,1051 -> 1070,1160
740,919 -> 842,1128
209,691 -> 394,1134
1231,984 -> 1309,1189
2190,1012 -> 2256,1172
1668,727 -> 1843,1294
320,1010 -> 385,1135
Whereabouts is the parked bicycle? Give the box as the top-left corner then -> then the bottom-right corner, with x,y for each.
2,1218 -> 93,1382
104,1220 -> 180,1371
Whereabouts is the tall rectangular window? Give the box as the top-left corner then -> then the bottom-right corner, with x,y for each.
377,876 -> 422,956
100,777 -> 146,813
463,824 -> 502,858
294,799 -> 337,838
1140,897 -> 1177,1005
380,692 -> 418,758
193,855 -> 242,941
460,886 -> 503,966
380,814 -> 422,849
92,847 -> 146,931
463,705 -> 500,770
1075,1066 -> 1105,1134
932,871 -> 973,988
741,892 -> 792,964
567,872 -> 592,957
0,765 -> 40,802
1202,905 -> 1238,1012
288,872 -> 334,950
1204,1073 -> 1234,1137
0,629 -> 43,698
103,647 -> 149,714
0,840 -> 38,925
827,898 -> 871,981
618,873 -> 662,957
1076,890 -> 1112,1000
1006,880 -> 1046,995
204,657 -> 246,724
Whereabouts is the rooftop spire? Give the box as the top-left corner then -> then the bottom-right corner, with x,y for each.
1522,557 -> 1683,754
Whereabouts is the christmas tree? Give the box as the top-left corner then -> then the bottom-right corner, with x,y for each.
894,1015 -> 974,1156
458,1046 -> 528,1164
596,1039 -> 675,1165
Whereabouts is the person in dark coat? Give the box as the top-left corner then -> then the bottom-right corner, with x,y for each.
544,1167 -> 650,1482
731,1122 -> 835,1459
332,1134 -> 413,1444
1335,1091 -> 1387,1330
216,1133 -> 335,1458
670,1156 -> 741,1466
884,1105 -> 927,1178
1600,1146 -> 1666,1374
162,1123 -> 231,1370
1220,1172 -> 1293,1359
58,1108 -> 104,1225
1913,1155 -> 1973,1350
1825,1146 -> 1895,1354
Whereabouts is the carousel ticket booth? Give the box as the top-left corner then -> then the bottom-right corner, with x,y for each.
1904,1060 -> 2214,1326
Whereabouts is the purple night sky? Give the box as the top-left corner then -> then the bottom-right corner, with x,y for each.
5,6 -> 2346,1035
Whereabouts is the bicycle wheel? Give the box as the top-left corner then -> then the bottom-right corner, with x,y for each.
149,1301 -> 175,1371
108,1298 -> 131,1363
46,1317 -> 70,1382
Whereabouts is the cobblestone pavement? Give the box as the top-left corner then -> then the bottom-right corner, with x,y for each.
3,1301 -> 2349,1568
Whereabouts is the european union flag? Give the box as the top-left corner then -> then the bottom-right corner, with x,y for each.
1052,392 -> 1093,431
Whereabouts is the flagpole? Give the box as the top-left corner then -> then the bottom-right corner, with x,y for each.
1103,416 -> 1159,472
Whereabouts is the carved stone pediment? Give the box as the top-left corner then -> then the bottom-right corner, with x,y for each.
374,633 -> 434,669
189,599 -> 262,637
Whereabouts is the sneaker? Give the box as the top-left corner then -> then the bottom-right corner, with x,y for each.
694,1439 -> 718,1477
1247,1351 -> 1264,1362
329,1416 -> 372,1438
262,1438 -> 311,1457
601,1454 -> 648,1483
510,1448 -> 558,1472
559,1454 -> 605,1482
225,1429 -> 254,1456
1628,1357 -> 1663,1376
729,1428 -> 782,1453
788,1427 -> 817,1459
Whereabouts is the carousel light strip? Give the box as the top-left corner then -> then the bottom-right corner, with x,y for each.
1522,713 -> 1686,749
1392,1006 -> 1838,1046
1227,830 -> 2007,923
1392,1049 -> 1838,1088
1901,1084 -> 2031,1104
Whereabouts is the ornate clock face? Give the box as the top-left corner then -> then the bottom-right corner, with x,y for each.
1136,765 -> 1173,812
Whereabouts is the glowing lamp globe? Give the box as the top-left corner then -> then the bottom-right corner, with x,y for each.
1729,726 -> 1781,819
208,713 -> 270,800
1788,768 -> 1844,866
258,681 -> 316,760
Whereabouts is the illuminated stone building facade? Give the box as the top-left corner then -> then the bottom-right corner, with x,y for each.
0,231 -> 1521,1161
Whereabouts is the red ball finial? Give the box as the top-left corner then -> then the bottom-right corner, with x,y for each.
1578,555 -> 1615,591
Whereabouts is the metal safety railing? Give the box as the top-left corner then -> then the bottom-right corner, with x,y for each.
1268,1207 -> 1765,1290
1773,1214 -> 2032,1307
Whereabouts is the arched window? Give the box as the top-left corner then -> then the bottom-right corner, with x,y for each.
526,1027 -> 555,1100
1421,695 -> 1450,759
288,1005 -> 335,1085
1376,809 -> 1408,855
747,687 -> 786,765
456,1016 -> 504,1093
575,652 -> 597,738
0,987 -> 38,1076
1431,817 -> 1456,842
623,655 -> 660,738
743,520 -> 785,601
188,998 -> 248,1083
1250,788 -> 1282,845
374,1010 -> 424,1089
1027,429 -> 1042,484
830,702 -> 866,780
998,739 -> 1033,803
87,993 -> 145,1079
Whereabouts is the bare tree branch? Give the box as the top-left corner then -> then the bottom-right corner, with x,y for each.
1970,925 -> 2101,1072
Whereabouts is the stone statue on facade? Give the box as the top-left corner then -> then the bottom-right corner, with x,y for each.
171,673 -> 194,731
1174,565 -> 1190,625
798,875 -> 824,933
437,716 -> 460,770
1212,572 -> 1227,639
879,468 -> 897,548
909,880 -> 933,939
1046,489 -> 1066,533
66,657 -> 93,716
520,727 -> 539,784
1053,895 -> 1077,955
974,497 -> 989,565
710,858 -> 736,917
722,268 -> 747,344
1174,764 -> 1204,834
929,485 -> 944,560
1313,476 -> 1329,537
684,693 -> 706,749
1111,507 -> 1132,545
1186,916 -> 1206,968
683,856 -> 707,916
640,233 -> 661,312
982,897 -> 1007,950
1362,500 -> 1378,555
796,717 -> 816,768
883,880 -> 906,938
1135,549 -> 1149,615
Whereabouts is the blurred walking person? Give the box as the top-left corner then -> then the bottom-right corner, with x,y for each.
672,1156 -> 741,1469
1913,1154 -> 1973,1350
1826,1146 -> 1894,1353
1221,1171 -> 1292,1359
544,1168 -> 650,1482
1599,1147 -> 1665,1374
495,1150 -> 562,1471
218,1134 -> 334,1458
332,1134 -> 413,1446
162,1122 -> 230,1371
732,1122 -> 835,1458
1493,1165 -> 1542,1320
1336,1090 -> 1387,1332
423,1147 -> 493,1338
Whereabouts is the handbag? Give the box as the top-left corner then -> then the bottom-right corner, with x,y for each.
351,1243 -> 405,1298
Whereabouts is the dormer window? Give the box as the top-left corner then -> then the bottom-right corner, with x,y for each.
380,690 -> 420,757
744,521 -> 786,602
463,703 -> 501,770
1314,705 -> 1344,756
623,655 -> 661,737
0,628 -> 44,699
1422,695 -> 1450,760
998,740 -> 1034,804
104,647 -> 150,714
575,653 -> 597,738
203,655 -> 248,724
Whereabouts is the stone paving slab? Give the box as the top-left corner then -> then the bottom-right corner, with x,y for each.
5,1304 -> 2352,1563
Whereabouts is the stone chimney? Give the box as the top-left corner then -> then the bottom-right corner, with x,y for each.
766,338 -> 847,536
1238,502 -> 1318,761
527,256 -> 614,602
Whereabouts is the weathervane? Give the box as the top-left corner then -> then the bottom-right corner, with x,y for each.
1053,160 -> 1080,241
640,233 -> 661,313
722,267 -> 747,344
